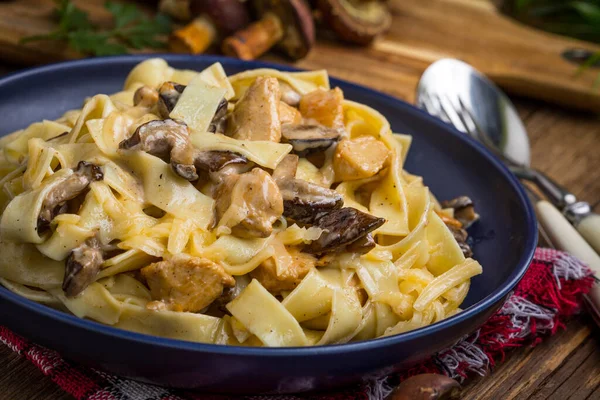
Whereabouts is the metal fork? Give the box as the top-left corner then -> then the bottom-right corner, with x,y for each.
417,91 -> 600,326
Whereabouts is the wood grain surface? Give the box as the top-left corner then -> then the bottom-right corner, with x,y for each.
2,0 -> 600,111
0,1 -> 599,398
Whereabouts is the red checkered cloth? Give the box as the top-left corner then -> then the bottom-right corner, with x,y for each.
0,248 -> 595,400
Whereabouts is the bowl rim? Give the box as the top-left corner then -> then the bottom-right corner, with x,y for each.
0,54 -> 537,357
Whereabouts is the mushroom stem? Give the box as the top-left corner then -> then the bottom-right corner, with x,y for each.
222,12 -> 284,60
170,16 -> 217,54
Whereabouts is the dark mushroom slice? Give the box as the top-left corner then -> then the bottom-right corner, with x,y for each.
436,210 -> 473,258
62,236 -> 103,297
305,207 -> 385,254
317,0 -> 392,45
222,0 -> 315,60
448,224 -> 473,258
281,124 -> 342,156
346,233 -> 376,254
273,155 -> 343,223
157,82 -> 186,118
169,0 -> 250,54
208,98 -> 229,133
119,119 -> 199,181
194,150 -> 248,173
38,161 -> 103,232
441,196 -> 480,228
386,373 -> 461,400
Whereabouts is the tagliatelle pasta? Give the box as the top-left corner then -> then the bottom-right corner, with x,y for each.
0,59 -> 482,346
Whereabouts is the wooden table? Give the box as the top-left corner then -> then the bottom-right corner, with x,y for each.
0,28 -> 599,400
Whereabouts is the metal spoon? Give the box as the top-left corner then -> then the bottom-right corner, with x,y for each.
416,58 -> 600,321
416,58 -> 600,255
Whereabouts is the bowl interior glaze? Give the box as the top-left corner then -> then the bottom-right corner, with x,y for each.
0,55 -> 537,394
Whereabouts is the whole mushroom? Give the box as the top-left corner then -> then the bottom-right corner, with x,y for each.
222,0 -> 315,60
169,0 -> 250,54
386,374 -> 461,400
317,0 -> 392,45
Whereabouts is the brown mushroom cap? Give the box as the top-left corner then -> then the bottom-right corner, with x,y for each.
194,151 -> 248,173
38,161 -> 104,232
281,124 -> 342,156
253,0 -> 315,59
441,196 -> 480,229
157,82 -> 186,118
273,155 -> 343,223
317,0 -> 391,45
63,236 -> 103,297
305,207 -> 385,254
191,0 -> 251,34
386,374 -> 461,400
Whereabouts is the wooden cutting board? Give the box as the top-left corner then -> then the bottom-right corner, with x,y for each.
1,0 -> 600,112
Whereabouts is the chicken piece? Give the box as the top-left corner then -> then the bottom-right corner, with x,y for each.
214,168 -> 284,238
333,136 -> 390,181
227,77 -> 282,142
141,254 -> 235,312
299,88 -> 345,129
250,243 -> 316,294
279,101 -> 302,125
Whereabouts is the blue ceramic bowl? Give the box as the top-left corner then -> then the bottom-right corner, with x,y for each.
0,55 -> 536,394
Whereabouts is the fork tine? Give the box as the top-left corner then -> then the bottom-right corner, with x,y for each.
436,94 -> 468,133
456,97 -> 490,143
418,90 -> 437,117
446,95 -> 478,138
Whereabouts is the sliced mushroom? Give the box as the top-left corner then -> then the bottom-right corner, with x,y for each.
281,124 -> 342,156
119,119 -> 199,181
194,150 -> 248,173
436,210 -> 474,258
157,81 -> 186,118
346,233 -> 376,254
63,235 -> 103,297
441,196 -> 480,229
449,224 -> 473,258
386,374 -> 461,400
317,0 -> 392,45
222,0 -> 315,60
38,161 -> 103,232
120,119 -> 248,181
305,207 -> 385,254
133,85 -> 159,108
273,155 -> 343,223
208,97 -> 229,133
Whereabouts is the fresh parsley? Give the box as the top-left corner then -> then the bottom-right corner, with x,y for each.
20,0 -> 173,56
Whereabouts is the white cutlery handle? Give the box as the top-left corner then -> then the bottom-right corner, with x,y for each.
536,200 -> 600,276
576,212 -> 600,255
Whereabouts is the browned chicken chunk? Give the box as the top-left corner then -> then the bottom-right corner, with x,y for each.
279,101 -> 302,125
227,77 -> 282,142
141,255 -> 235,312
250,243 -> 316,294
333,136 -> 390,181
299,88 -> 345,129
214,168 -> 284,238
